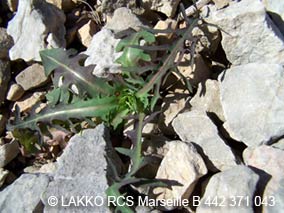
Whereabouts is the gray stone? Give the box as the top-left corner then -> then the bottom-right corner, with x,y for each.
0,168 -> 9,187
263,0 -> 284,35
42,125 -> 122,212
7,0 -> 66,62
0,140 -> 19,168
6,83 -> 25,101
243,145 -> 284,213
190,79 -> 225,121
206,0 -> 284,65
153,141 -> 207,210
84,29 -> 122,77
105,7 -> 144,32
0,28 -> 13,59
0,60 -> 10,104
220,63 -> 284,146
0,174 -> 50,213
196,165 -> 259,213
173,110 -> 238,172
16,64 -> 49,91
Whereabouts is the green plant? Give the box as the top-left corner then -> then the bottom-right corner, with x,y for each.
8,17 -> 199,212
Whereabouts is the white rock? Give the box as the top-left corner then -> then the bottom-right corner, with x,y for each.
0,174 -> 50,212
153,141 -> 207,210
272,138 -> 284,150
173,110 -> 238,171
196,165 -> 259,213
220,63 -> 284,146
42,125 -> 121,213
84,29 -> 122,77
206,0 -> 284,65
105,7 -> 144,32
263,0 -> 284,35
0,140 -> 19,168
211,0 -> 237,9
190,79 -> 225,121
243,145 -> 284,213
7,0 -> 66,62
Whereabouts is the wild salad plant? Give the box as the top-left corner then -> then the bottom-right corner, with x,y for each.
8,17 -> 199,212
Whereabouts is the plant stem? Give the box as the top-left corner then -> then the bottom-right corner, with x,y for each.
126,112 -> 145,178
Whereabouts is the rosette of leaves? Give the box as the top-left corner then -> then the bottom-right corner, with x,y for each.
8,17 -> 199,212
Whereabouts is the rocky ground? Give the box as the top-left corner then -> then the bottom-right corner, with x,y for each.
0,0 -> 284,212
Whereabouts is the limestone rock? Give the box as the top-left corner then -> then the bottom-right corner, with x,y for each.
0,28 -> 13,59
7,0 -> 66,62
173,110 -> 238,171
0,60 -> 10,104
191,24 -> 221,55
0,174 -> 50,212
24,162 -> 57,174
190,79 -> 225,122
211,0 -> 236,9
0,140 -> 19,168
272,138 -> 284,150
196,165 -> 259,213
220,63 -> 284,146
84,29 -> 122,77
42,125 -> 122,212
206,0 -> 284,65
6,83 -> 25,101
177,54 -> 211,87
14,91 -> 46,113
105,7 -> 144,32
243,145 -> 284,213
77,20 -> 98,47
15,64 -> 49,91
153,141 -> 207,210
263,0 -> 284,35
0,168 -> 9,187
158,94 -> 189,135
